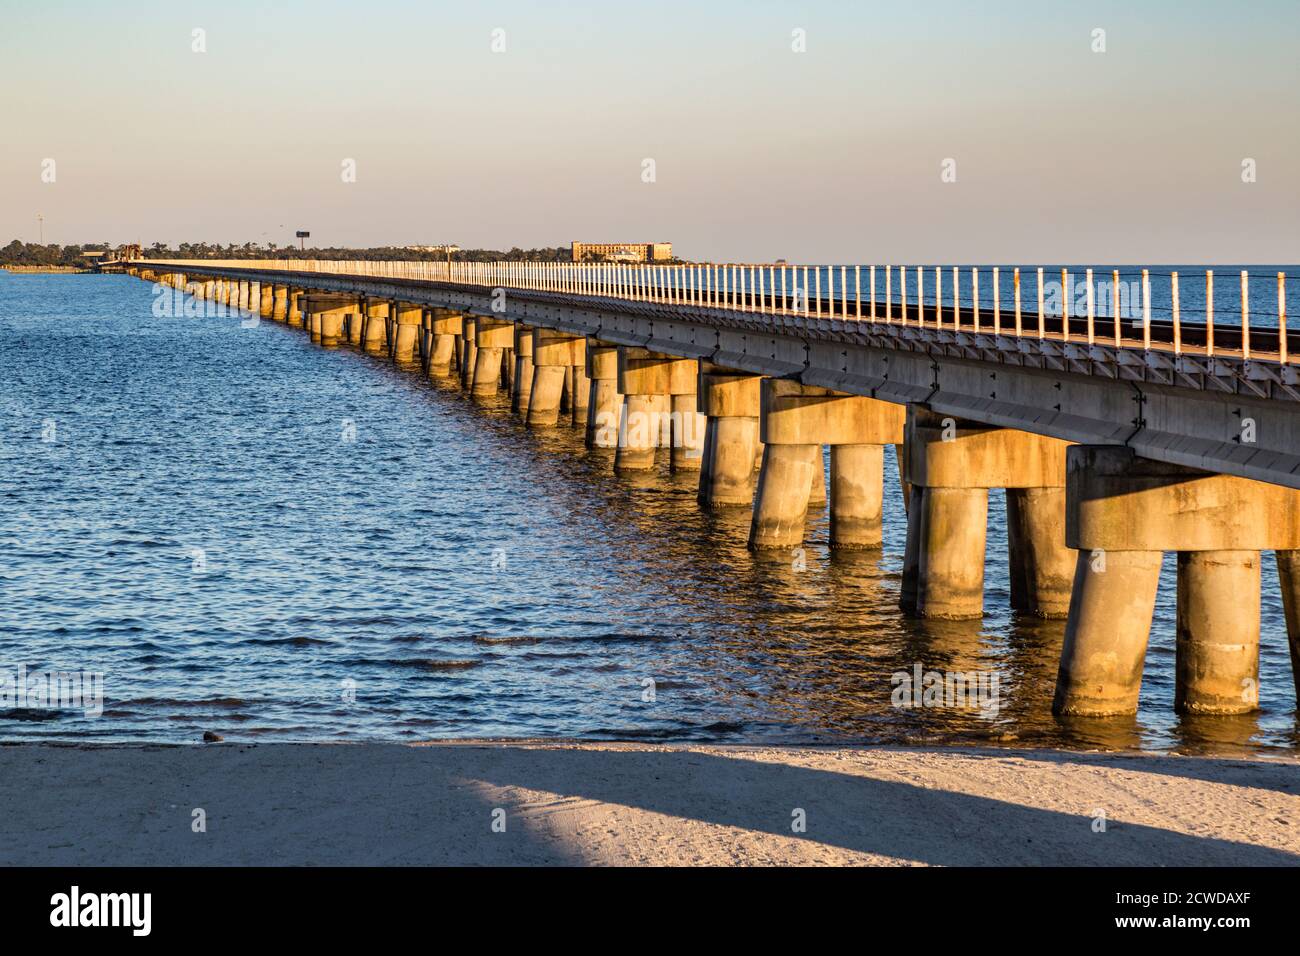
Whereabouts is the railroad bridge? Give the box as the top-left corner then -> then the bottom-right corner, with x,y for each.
126,259 -> 1300,717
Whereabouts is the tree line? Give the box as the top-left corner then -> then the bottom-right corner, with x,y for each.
1,240 -> 574,265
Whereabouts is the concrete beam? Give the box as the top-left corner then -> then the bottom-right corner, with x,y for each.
1067,446 -> 1300,552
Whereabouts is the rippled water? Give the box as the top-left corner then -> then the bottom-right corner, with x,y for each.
1,272 -> 1296,754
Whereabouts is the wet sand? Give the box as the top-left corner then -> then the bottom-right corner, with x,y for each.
0,742 -> 1296,866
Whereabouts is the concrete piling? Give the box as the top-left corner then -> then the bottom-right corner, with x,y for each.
429,311 -> 461,377
471,319 -> 513,398
584,345 -> 620,448
459,318 -> 478,389
392,304 -> 423,363
513,325 -> 535,413
1274,552 -> 1300,705
272,285 -> 288,322
362,302 -> 388,353
697,371 -> 762,508
1175,550 -> 1261,714
1006,487 -> 1074,618
1054,548 -> 1164,716
750,444 -> 819,548
829,444 -> 884,549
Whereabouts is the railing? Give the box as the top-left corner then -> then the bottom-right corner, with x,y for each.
135,259 -> 1296,364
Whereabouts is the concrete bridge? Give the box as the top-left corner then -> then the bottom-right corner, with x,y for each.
126,259 -> 1300,719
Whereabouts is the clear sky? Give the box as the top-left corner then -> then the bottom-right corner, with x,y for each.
2,0 -> 1297,262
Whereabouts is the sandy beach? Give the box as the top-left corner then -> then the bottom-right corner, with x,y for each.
0,742 -> 1296,866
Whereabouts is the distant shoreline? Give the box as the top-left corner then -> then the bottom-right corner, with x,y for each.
1,265 -> 94,274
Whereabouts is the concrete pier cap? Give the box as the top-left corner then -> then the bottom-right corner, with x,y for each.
901,407 -> 1073,620
526,329 -> 585,428
300,294 -> 359,347
612,349 -> 698,471
749,379 -> 904,551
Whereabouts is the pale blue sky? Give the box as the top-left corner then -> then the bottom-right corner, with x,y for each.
2,0 -> 1296,261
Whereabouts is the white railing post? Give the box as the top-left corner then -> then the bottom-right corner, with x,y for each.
1172,271 -> 1181,354
1279,272 -> 1288,365
1014,267 -> 1022,337
993,266 -> 1000,335
1241,270 -> 1250,360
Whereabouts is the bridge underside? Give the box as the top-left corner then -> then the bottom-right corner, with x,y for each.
175,267 -> 1300,491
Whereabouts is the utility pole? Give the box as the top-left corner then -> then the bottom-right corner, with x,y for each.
36,214 -> 44,244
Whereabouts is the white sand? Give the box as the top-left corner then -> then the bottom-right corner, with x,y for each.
1,742 -> 1296,866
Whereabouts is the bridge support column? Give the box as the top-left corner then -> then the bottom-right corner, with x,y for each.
617,394 -> 671,470
259,283 -> 274,320
698,371 -> 762,507
512,326 -> 534,411
571,361 -> 591,428
345,306 -> 363,346
459,319 -> 478,389
902,408 -> 1071,619
472,319 -> 513,398
1176,551 -> 1261,714
749,381 -> 904,550
614,349 -> 692,471
288,290 -> 304,327
527,330 -> 584,428
429,311 -> 461,377
750,445 -> 818,548
392,304 -> 423,363
1274,553 -> 1300,706
361,301 -> 387,352
669,368 -> 705,471
808,451 -> 828,510
585,345 -> 621,448
272,285 -> 288,322
1054,446 -> 1300,716
830,444 -> 885,549
238,281 -> 250,312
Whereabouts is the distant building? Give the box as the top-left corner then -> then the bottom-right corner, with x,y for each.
571,242 -> 672,263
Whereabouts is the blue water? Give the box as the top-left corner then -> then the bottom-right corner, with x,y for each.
1,271 -> 1296,753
